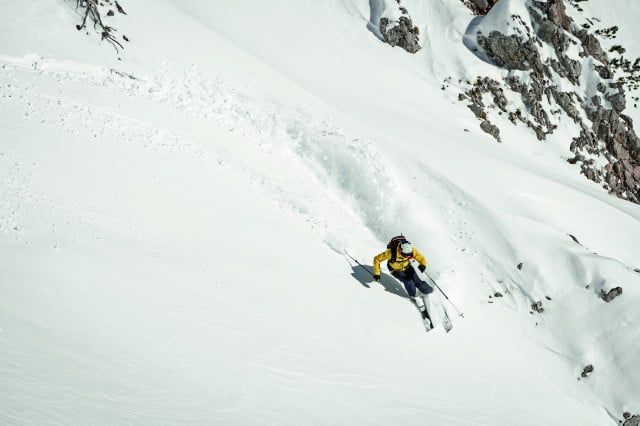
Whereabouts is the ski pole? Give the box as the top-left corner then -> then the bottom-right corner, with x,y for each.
424,271 -> 465,318
345,251 -> 376,278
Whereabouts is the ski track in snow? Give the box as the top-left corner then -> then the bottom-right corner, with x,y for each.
2,50 -> 640,422
0,55 -> 631,301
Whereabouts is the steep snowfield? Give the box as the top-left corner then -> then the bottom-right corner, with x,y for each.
1,0 -> 639,424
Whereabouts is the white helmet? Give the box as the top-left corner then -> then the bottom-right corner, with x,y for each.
399,241 -> 413,256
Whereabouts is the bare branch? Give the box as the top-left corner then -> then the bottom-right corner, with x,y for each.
73,0 -> 126,53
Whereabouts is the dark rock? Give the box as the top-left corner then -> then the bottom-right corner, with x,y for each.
463,0 -> 640,205
559,55 -> 582,84
596,65 -> 613,79
581,364 -> 594,378
468,103 -> 486,120
517,262 -> 523,270
623,414 -> 640,426
573,29 -> 608,64
568,234 -> 581,244
115,1 -> 126,14
552,90 -> 580,121
621,114 -> 634,128
601,286 -> 623,302
478,32 -> 541,71
545,296 -> 552,301
480,120 -> 501,142
494,292 -> 503,298
567,154 -> 583,164
533,0 -> 572,31
458,93 -> 468,101
464,0 -> 499,15
531,301 -> 544,313
379,16 -> 421,53
606,92 -> 626,112
537,19 -> 568,53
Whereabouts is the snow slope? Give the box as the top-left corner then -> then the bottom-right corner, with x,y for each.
1,0 -> 639,424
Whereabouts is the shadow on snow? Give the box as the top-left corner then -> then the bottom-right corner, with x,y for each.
349,264 -> 409,300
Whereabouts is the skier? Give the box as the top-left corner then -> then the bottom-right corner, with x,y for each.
373,236 -> 433,323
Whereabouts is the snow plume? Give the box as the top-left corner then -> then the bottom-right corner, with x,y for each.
2,0 -> 640,424
368,0 -> 422,53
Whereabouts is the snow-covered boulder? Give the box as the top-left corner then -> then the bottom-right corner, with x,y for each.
370,0 -> 421,53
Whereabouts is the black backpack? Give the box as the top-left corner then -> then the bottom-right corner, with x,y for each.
387,235 -> 409,262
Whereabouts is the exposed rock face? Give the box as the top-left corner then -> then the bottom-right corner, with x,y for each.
478,32 -> 542,71
534,0 -> 571,31
464,77 -> 508,141
581,364 -> 594,378
480,120 -> 502,142
601,286 -> 623,302
463,0 -> 500,15
463,0 -> 640,204
379,16 -> 421,53
574,29 -> 608,64
531,301 -> 544,313
623,414 -> 640,426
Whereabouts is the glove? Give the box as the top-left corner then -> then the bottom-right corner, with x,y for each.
373,274 -> 381,282
418,264 -> 426,273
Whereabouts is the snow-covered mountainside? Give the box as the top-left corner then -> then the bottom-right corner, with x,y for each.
1,0 -> 639,424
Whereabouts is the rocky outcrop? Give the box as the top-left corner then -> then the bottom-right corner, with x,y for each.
462,0 -> 640,204
480,120 -> 502,142
531,301 -> 544,313
580,364 -> 594,378
380,16 -> 421,53
378,1 -> 421,54
623,413 -> 640,426
478,32 -> 543,71
601,286 -> 623,302
463,0 -> 500,15
463,77 -> 507,142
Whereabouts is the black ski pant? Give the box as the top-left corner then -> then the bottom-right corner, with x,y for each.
391,268 -> 433,297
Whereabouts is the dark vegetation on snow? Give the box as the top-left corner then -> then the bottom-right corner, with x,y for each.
72,0 -> 128,53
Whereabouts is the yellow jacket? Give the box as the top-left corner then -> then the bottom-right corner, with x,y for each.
373,247 -> 427,275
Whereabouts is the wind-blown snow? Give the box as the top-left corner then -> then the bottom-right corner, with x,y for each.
1,0 -> 639,424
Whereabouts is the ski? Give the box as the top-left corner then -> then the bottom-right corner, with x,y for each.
420,308 -> 434,332
439,302 -> 453,333
409,259 -> 454,333
424,292 -> 453,333
410,298 -> 433,332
